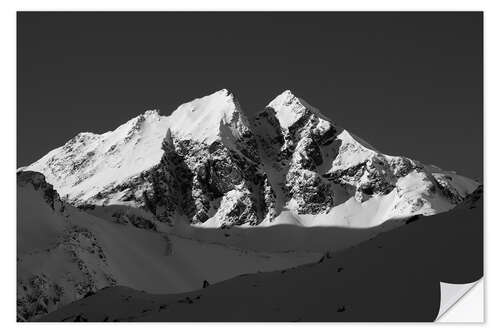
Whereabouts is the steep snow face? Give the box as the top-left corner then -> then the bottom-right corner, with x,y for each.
166,89 -> 251,144
23,110 -> 170,205
267,89 -> 333,129
327,130 -> 377,172
23,89 -> 479,228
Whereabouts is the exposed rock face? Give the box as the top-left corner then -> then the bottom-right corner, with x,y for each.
131,90 -> 275,227
142,129 -> 194,224
253,93 -> 339,215
17,170 -> 65,212
22,89 -> 480,227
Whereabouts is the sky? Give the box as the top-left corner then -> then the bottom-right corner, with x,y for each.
17,12 -> 483,178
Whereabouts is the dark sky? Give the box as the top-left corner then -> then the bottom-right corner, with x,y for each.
17,12 -> 483,179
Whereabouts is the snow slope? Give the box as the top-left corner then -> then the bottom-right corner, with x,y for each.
22,110 -> 169,205
39,187 -> 483,322
17,171 -> 320,321
166,88 -> 250,144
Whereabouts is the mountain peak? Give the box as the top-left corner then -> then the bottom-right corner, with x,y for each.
215,88 -> 232,96
266,90 -> 316,129
166,89 -> 249,144
267,89 -> 297,109
266,89 -> 334,130
143,109 -> 161,118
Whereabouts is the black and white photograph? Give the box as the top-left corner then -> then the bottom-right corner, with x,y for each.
9,6 -> 490,326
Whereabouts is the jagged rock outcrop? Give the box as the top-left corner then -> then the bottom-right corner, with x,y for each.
253,91 -> 340,215
17,170 -> 65,212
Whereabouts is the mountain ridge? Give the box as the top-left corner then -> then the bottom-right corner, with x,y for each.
22,89 -> 479,229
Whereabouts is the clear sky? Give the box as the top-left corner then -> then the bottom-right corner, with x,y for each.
17,12 -> 483,179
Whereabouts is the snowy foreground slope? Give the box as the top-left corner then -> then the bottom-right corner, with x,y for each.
22,89 -> 479,230
17,171 -> 319,321
40,187 -> 483,322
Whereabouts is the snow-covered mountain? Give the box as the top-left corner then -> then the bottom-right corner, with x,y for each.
22,89 -> 479,229
18,89 -> 482,321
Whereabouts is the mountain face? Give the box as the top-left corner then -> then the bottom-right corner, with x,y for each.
22,89 -> 479,229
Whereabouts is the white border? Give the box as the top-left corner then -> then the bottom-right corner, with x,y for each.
2,0 -> 498,331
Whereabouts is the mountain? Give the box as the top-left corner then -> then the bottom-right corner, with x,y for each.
21,89 -> 479,230
17,171 -> 319,321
